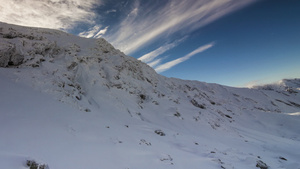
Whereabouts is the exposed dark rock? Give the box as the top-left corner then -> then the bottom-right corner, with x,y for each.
256,160 -> 268,169
279,156 -> 287,161
155,129 -> 166,136
190,99 -> 205,109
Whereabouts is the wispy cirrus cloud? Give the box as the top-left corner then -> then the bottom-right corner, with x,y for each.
0,0 -> 102,30
148,58 -> 163,68
105,0 -> 255,54
155,42 -> 214,73
138,37 -> 187,63
106,9 -> 117,14
79,25 -> 109,38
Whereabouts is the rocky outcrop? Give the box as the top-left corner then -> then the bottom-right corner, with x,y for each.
0,42 -> 23,67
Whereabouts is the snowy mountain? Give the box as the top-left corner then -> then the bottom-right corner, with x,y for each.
1,22 -> 300,169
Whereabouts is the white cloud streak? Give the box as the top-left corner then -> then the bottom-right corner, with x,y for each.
138,37 -> 186,63
94,26 -> 109,38
148,58 -> 163,68
155,42 -> 214,73
106,9 -> 117,14
78,25 -> 101,38
79,25 -> 109,38
138,44 -> 175,63
0,0 -> 101,30
106,0 -> 255,54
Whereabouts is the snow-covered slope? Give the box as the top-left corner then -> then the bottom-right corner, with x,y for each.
1,22 -> 300,169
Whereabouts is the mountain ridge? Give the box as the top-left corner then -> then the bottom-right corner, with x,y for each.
1,22 -> 300,169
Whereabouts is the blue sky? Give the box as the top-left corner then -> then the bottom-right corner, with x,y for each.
1,0 -> 299,87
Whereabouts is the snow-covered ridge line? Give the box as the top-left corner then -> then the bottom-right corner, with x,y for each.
1,21 -> 300,116
1,21 -> 300,115
1,22 -> 300,169
253,78 -> 300,94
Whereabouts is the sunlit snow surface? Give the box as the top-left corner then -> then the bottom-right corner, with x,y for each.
286,112 -> 300,116
1,22 -> 300,169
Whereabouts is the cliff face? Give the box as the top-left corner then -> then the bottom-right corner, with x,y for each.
1,22 -> 300,169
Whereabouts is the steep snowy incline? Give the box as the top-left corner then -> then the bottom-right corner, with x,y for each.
1,22 -> 300,169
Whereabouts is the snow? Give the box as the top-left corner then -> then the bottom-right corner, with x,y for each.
286,112 -> 300,116
1,21 -> 300,169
